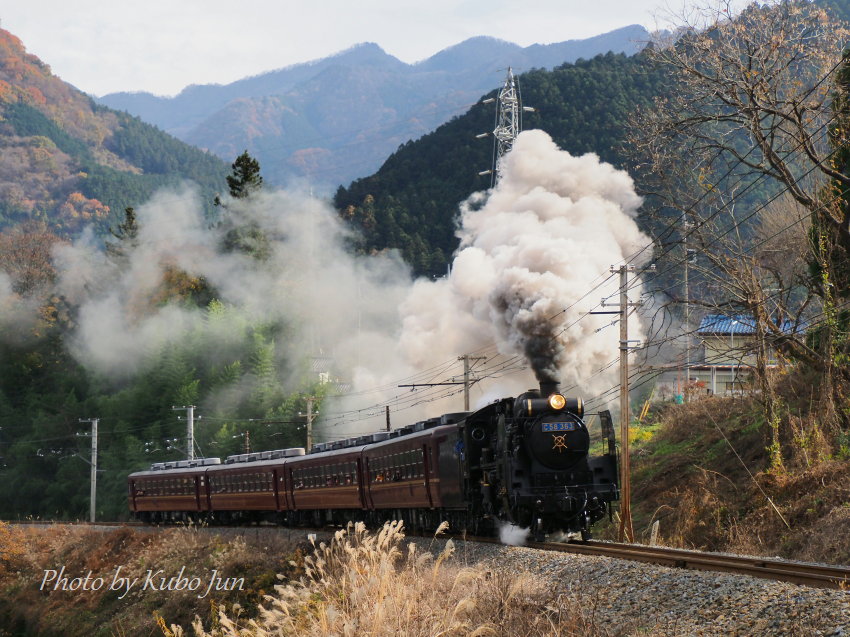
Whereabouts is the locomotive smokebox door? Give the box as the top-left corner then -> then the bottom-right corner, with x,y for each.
527,414 -> 589,470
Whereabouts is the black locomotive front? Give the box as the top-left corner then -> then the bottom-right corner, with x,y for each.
463,380 -> 618,540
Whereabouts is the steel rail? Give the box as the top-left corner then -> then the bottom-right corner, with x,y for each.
525,540 -> 850,590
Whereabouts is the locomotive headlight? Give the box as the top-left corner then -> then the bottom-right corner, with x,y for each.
548,394 -> 567,410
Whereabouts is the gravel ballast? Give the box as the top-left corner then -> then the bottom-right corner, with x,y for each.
407,536 -> 850,636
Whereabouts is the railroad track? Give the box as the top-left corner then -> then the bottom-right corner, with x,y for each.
9,520 -> 850,590
526,539 -> 850,590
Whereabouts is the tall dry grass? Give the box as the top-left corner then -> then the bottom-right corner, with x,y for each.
161,521 -> 626,637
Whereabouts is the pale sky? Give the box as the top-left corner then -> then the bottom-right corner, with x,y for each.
1,0 -> 669,97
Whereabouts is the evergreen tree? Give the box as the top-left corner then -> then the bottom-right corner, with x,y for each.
106,206 -> 139,260
215,151 -> 271,259
215,150 -> 263,205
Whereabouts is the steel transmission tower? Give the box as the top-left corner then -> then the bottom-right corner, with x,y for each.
478,67 -> 534,185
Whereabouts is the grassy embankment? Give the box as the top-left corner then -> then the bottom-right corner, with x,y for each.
616,369 -> 850,563
0,522 -> 642,637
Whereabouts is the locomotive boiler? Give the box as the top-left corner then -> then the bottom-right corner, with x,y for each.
128,381 -> 619,541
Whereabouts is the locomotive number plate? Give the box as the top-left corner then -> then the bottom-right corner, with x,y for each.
541,422 -> 576,432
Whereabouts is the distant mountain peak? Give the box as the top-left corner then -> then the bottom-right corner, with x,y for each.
97,24 -> 652,188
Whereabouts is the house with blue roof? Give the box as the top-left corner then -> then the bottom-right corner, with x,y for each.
658,314 -> 803,398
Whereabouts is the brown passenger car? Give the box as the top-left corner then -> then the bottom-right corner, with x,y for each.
128,415 -> 466,526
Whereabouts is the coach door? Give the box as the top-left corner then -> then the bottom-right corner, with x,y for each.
355,457 -> 368,510
362,452 -> 375,510
272,467 -> 282,511
422,444 -> 434,508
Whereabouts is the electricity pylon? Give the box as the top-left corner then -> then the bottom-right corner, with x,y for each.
477,66 -> 535,185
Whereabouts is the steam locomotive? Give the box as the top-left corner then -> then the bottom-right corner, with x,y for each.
128,381 -> 619,540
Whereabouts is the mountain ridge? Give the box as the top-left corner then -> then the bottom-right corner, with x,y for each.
98,25 -> 650,188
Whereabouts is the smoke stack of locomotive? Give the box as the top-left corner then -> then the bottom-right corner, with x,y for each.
539,380 -> 559,398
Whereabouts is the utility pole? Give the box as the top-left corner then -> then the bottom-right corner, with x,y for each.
78,418 -> 98,523
458,354 -> 487,411
300,397 -> 317,451
172,406 -> 195,460
682,212 -> 695,399
601,264 -> 646,543
385,406 -> 391,432
399,354 -> 485,411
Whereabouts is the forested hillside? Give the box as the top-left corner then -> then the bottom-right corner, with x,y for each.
335,0 -> 850,279
334,52 -> 671,276
0,28 -> 228,233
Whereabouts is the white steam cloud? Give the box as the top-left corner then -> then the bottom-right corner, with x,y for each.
1,129 -> 651,441
46,186 -> 411,392
325,130 -> 652,436
498,522 -> 531,546
396,130 -> 651,399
